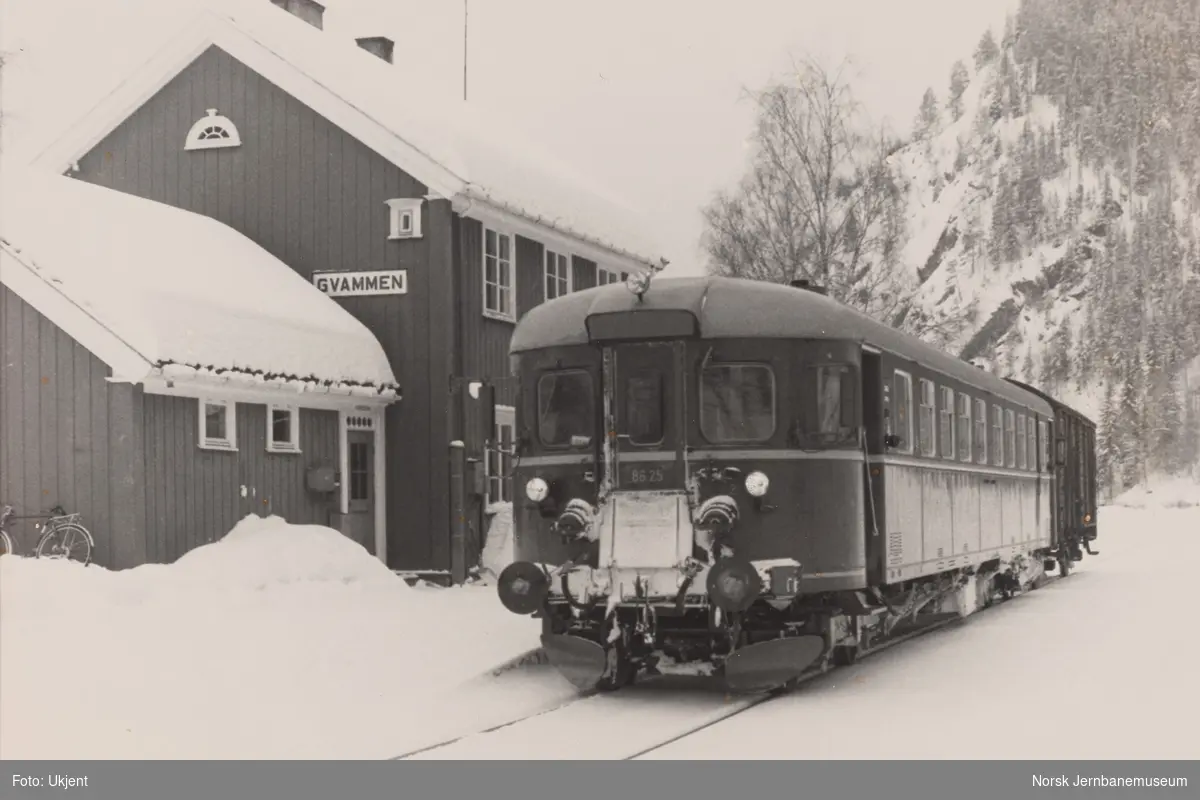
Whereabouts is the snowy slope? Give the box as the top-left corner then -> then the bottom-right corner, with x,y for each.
873,40 -> 1200,495
0,0 -> 663,266
0,164 -> 397,392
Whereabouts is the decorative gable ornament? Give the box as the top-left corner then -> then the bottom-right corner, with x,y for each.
184,108 -> 242,151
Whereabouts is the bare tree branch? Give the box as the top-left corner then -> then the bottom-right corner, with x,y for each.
702,54 -> 962,344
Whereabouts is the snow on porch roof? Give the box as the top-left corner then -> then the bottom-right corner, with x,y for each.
0,164 -> 399,399
4,0 -> 666,271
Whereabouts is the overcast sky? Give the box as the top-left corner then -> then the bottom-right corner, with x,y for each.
325,0 -> 1020,276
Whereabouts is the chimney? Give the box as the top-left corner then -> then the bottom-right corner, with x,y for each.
270,0 -> 325,30
356,36 -> 395,64
789,278 -> 828,296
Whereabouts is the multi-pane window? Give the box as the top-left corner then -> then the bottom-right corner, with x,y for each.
348,440 -> 371,503
1016,414 -> 1027,470
956,393 -> 972,462
544,249 -> 571,300
918,379 -> 936,457
486,406 -> 516,504
974,398 -> 987,464
939,386 -> 955,459
483,227 -> 514,319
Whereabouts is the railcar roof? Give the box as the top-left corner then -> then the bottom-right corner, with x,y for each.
510,275 -> 1052,412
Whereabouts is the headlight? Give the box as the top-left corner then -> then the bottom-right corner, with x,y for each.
744,471 -> 769,497
525,477 -> 550,502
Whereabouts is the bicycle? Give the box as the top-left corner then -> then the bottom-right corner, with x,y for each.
0,503 -> 95,564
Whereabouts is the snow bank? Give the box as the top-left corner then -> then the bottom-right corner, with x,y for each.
1109,475 -> 1200,510
0,514 -> 542,759
0,164 -> 397,392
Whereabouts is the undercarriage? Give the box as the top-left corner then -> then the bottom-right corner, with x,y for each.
526,549 -> 1061,694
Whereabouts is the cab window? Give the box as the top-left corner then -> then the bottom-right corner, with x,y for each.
536,370 -> 594,447
700,363 -> 776,443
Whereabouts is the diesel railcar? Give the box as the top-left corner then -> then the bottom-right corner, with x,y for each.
494,273 -> 1098,693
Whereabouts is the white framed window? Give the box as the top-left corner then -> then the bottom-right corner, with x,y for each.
485,405 -> 516,505
267,405 -> 301,453
184,108 -> 242,151
973,398 -> 987,464
596,265 -> 624,286
1004,408 -> 1016,468
890,370 -> 914,455
198,398 -> 237,451
939,386 -> 955,459
956,392 -> 972,462
991,404 -> 1003,466
385,198 -> 423,239
545,249 -> 572,300
483,227 -> 515,321
918,378 -> 936,457
1016,413 -> 1027,470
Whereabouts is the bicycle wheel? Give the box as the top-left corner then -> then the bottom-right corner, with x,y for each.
36,523 -> 94,565
0,529 -> 12,556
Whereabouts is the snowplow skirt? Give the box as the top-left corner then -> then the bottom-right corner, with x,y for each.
722,635 -> 826,694
541,634 -> 607,691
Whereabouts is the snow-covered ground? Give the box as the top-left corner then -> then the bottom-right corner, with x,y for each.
2,482 -> 1197,760
0,515 -> 547,759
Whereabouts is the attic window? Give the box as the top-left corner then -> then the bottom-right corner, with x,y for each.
184,109 -> 242,151
386,199 -> 423,239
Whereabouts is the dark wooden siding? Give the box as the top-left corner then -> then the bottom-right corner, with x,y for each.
139,395 -> 341,562
73,45 -> 445,570
0,284 -> 144,567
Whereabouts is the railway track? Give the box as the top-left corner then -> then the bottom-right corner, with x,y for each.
391,572 -> 1067,761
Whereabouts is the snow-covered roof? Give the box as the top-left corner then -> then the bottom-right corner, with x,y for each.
0,163 -> 399,399
0,0 -> 664,272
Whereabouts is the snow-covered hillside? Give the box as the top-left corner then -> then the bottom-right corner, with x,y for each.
878,4 -> 1200,497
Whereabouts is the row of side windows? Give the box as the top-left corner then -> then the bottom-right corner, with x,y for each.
890,371 -> 1048,472
482,226 -> 628,322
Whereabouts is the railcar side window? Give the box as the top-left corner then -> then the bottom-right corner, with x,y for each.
1004,409 -> 1016,468
812,364 -> 856,442
990,405 -> 1003,466
918,379 -> 936,457
1016,414 -> 1027,470
974,398 -> 987,463
625,370 -> 664,445
939,386 -> 955,459
1029,420 -> 1039,472
956,393 -> 972,462
1039,421 -> 1049,470
891,371 -> 914,453
537,370 -> 595,448
700,363 -> 775,443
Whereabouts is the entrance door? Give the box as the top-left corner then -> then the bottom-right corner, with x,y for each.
347,430 -> 375,555
604,341 -> 686,491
